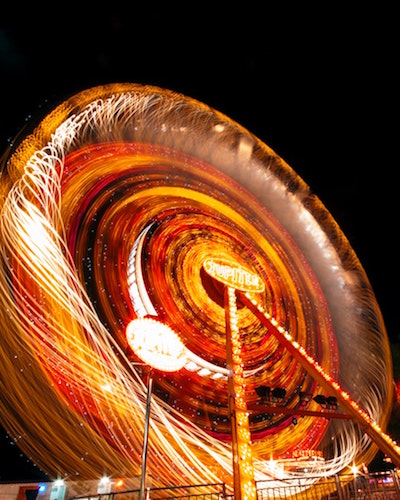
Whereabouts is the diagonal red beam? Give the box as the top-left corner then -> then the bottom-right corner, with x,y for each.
238,290 -> 400,468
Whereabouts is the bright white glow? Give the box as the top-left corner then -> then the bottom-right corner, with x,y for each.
127,226 -> 158,318
351,465 -> 359,476
198,368 -> 211,376
126,317 -> 187,372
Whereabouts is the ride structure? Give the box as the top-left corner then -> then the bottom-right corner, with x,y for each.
0,84 -> 397,497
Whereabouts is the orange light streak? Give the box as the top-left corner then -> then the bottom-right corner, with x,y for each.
0,83 -> 394,493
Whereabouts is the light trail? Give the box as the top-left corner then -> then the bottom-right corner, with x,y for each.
0,84 -> 394,495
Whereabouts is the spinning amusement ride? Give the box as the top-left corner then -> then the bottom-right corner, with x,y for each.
0,84 -> 398,498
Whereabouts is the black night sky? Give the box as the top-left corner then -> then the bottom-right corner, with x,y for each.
0,5 -> 398,482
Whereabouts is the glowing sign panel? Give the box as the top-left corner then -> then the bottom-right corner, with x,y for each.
203,258 -> 265,292
126,317 -> 187,372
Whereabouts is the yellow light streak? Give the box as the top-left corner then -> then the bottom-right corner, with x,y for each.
0,84 -> 394,497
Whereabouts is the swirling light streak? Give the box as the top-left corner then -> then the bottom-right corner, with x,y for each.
0,84 -> 394,493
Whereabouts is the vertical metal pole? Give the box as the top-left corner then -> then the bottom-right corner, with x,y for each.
139,370 -> 153,500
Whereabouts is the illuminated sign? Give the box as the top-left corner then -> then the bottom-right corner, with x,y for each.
203,258 -> 265,292
126,317 -> 187,372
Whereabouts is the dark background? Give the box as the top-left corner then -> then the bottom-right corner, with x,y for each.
0,4 -> 398,482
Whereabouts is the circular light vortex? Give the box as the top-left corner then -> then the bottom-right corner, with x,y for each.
0,84 -> 393,488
